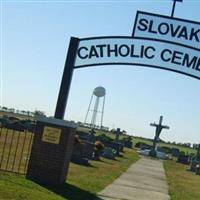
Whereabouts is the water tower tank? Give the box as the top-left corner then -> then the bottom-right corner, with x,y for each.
93,86 -> 106,97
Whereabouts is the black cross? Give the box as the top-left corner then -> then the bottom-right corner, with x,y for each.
149,116 -> 170,157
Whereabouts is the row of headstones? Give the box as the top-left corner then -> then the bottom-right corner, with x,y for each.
136,142 -> 193,159
188,146 -> 200,176
176,146 -> 200,176
70,130 -> 133,165
135,142 -> 200,175
26,119 -> 131,185
160,145 -> 200,174
135,142 -> 184,155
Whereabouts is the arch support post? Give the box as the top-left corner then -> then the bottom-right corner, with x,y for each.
54,37 -> 79,119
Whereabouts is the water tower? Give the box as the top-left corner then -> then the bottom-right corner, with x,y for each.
84,86 -> 106,129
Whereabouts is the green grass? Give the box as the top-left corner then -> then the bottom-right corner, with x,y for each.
164,160 -> 200,200
0,172 -> 64,200
132,136 -> 153,145
0,148 -> 139,200
68,148 -> 139,193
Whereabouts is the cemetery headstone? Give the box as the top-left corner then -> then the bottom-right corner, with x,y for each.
82,141 -> 95,160
102,140 -> 121,156
190,144 -> 200,172
124,136 -> 133,148
89,128 -> 96,136
161,146 -> 171,154
115,128 -> 121,141
71,135 -> 89,165
76,131 -> 90,140
171,148 -> 180,157
177,153 -> 189,164
102,147 -> 115,159
196,164 -> 200,175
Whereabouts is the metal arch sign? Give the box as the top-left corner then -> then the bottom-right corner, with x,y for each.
54,4 -> 200,119
74,12 -> 200,80
133,11 -> 200,51
75,36 -> 200,79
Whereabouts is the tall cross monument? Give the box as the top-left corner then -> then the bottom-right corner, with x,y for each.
149,116 -> 170,157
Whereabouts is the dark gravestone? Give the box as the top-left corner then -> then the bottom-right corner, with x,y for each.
89,128 -> 96,136
98,133 -> 112,142
124,136 -> 133,148
76,131 -> 98,145
140,143 -> 152,150
196,165 -> 200,175
76,131 -> 90,141
177,154 -> 189,164
115,128 -> 121,141
171,148 -> 180,157
71,137 -> 89,165
190,145 -> 200,172
190,159 -> 200,172
26,117 -> 76,185
117,142 -> 124,152
188,153 -> 195,163
135,142 -> 142,148
135,142 -> 152,150
102,147 -> 115,159
102,140 -> 121,156
161,146 -> 172,154
157,146 -> 166,153
82,141 -> 95,160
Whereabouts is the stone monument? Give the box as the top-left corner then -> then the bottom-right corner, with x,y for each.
26,117 -> 77,185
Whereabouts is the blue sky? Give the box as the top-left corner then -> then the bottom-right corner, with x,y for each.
1,0 -> 200,144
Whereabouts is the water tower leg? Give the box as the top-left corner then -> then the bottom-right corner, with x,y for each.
84,94 -> 94,124
91,96 -> 100,128
100,95 -> 106,129
54,37 -> 79,119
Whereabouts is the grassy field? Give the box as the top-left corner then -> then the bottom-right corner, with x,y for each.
0,148 -> 139,200
0,111 -> 33,120
164,160 -> 200,200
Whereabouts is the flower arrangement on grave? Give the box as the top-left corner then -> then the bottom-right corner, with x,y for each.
95,140 -> 104,150
74,135 -> 81,145
93,140 -> 104,160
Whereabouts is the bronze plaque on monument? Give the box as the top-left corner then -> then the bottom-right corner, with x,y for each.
42,126 -> 61,144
